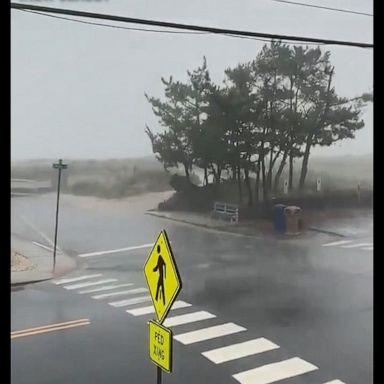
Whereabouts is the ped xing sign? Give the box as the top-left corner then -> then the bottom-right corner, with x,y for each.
148,320 -> 173,373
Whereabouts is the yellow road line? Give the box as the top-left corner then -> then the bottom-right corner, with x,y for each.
11,319 -> 90,339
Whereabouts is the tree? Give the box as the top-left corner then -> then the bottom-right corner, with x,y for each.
297,64 -> 368,189
145,79 -> 194,181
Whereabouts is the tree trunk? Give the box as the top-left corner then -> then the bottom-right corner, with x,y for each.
288,149 -> 294,191
261,155 -> 267,202
267,147 -> 274,194
210,164 -> 217,183
267,148 -> 281,194
237,166 -> 243,204
254,159 -> 261,204
183,163 -> 190,182
273,149 -> 289,193
204,166 -> 208,186
232,165 -> 237,181
216,166 -> 222,185
244,165 -> 253,207
298,134 -> 313,190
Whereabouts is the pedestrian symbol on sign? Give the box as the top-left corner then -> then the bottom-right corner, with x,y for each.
153,245 -> 166,305
144,230 -> 182,324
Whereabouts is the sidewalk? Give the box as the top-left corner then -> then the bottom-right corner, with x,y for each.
11,234 -> 76,285
306,209 -> 373,237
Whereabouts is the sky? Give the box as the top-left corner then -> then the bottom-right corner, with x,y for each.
11,0 -> 373,160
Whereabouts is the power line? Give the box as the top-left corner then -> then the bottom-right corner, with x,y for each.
20,9 -> 321,46
10,3 -> 373,48
20,9 -> 208,35
271,0 -> 373,17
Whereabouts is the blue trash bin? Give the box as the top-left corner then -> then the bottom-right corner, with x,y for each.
273,204 -> 286,233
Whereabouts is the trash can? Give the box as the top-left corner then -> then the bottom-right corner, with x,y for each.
273,204 -> 286,233
285,206 -> 301,235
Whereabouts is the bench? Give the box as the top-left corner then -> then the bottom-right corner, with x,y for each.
212,202 -> 239,223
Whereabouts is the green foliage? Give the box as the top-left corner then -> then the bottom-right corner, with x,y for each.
145,42 -> 372,206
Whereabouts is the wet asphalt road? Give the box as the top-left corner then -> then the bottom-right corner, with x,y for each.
11,194 -> 373,384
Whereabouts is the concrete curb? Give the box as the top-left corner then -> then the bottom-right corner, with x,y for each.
146,211 -> 341,240
308,227 -> 346,237
146,211 -> 267,239
146,211 -> 232,231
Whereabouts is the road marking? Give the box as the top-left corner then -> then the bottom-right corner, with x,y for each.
11,319 -> 90,339
341,242 -> 373,248
78,244 -> 153,258
53,274 -> 103,285
64,279 -> 118,290
32,241 -> 60,253
202,338 -> 280,364
20,214 -> 62,252
126,300 -> 192,316
92,288 -> 148,299
109,295 -> 152,307
79,283 -> 134,294
163,311 -> 216,327
363,246 -> 373,251
232,357 -> 318,384
322,240 -> 353,247
323,380 -> 346,384
174,323 -> 246,345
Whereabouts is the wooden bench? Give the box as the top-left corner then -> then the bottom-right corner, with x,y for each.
212,202 -> 239,223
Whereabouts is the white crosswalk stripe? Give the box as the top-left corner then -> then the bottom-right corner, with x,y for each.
79,283 -> 134,294
341,242 -> 372,248
202,338 -> 280,364
163,311 -> 216,327
53,274 -> 103,285
109,295 -> 152,307
63,279 -> 118,290
322,239 -> 373,251
126,301 -> 192,316
232,357 -> 318,384
78,244 -> 153,258
92,288 -> 148,299
322,240 -> 352,247
323,380 -> 346,384
174,323 -> 246,345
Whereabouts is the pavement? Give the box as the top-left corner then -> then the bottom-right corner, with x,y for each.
11,193 -> 373,384
11,233 -> 76,285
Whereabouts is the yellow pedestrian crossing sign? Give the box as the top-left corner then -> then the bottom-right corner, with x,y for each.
144,230 -> 182,324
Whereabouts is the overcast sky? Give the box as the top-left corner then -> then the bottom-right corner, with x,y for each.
11,0 -> 373,160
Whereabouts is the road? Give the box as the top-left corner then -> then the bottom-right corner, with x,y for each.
11,193 -> 373,384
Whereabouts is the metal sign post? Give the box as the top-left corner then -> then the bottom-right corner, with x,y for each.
52,159 -> 68,271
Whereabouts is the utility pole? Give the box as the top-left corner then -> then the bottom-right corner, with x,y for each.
52,159 -> 68,271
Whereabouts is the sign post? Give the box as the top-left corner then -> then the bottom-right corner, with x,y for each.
144,230 -> 182,383
52,159 -> 68,271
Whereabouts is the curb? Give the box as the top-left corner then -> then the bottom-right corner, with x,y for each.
146,211 -> 265,239
11,276 -> 52,287
146,211 -> 224,230
308,227 -> 346,237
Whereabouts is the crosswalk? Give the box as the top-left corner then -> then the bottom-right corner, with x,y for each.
322,239 -> 373,251
53,273 -> 347,384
